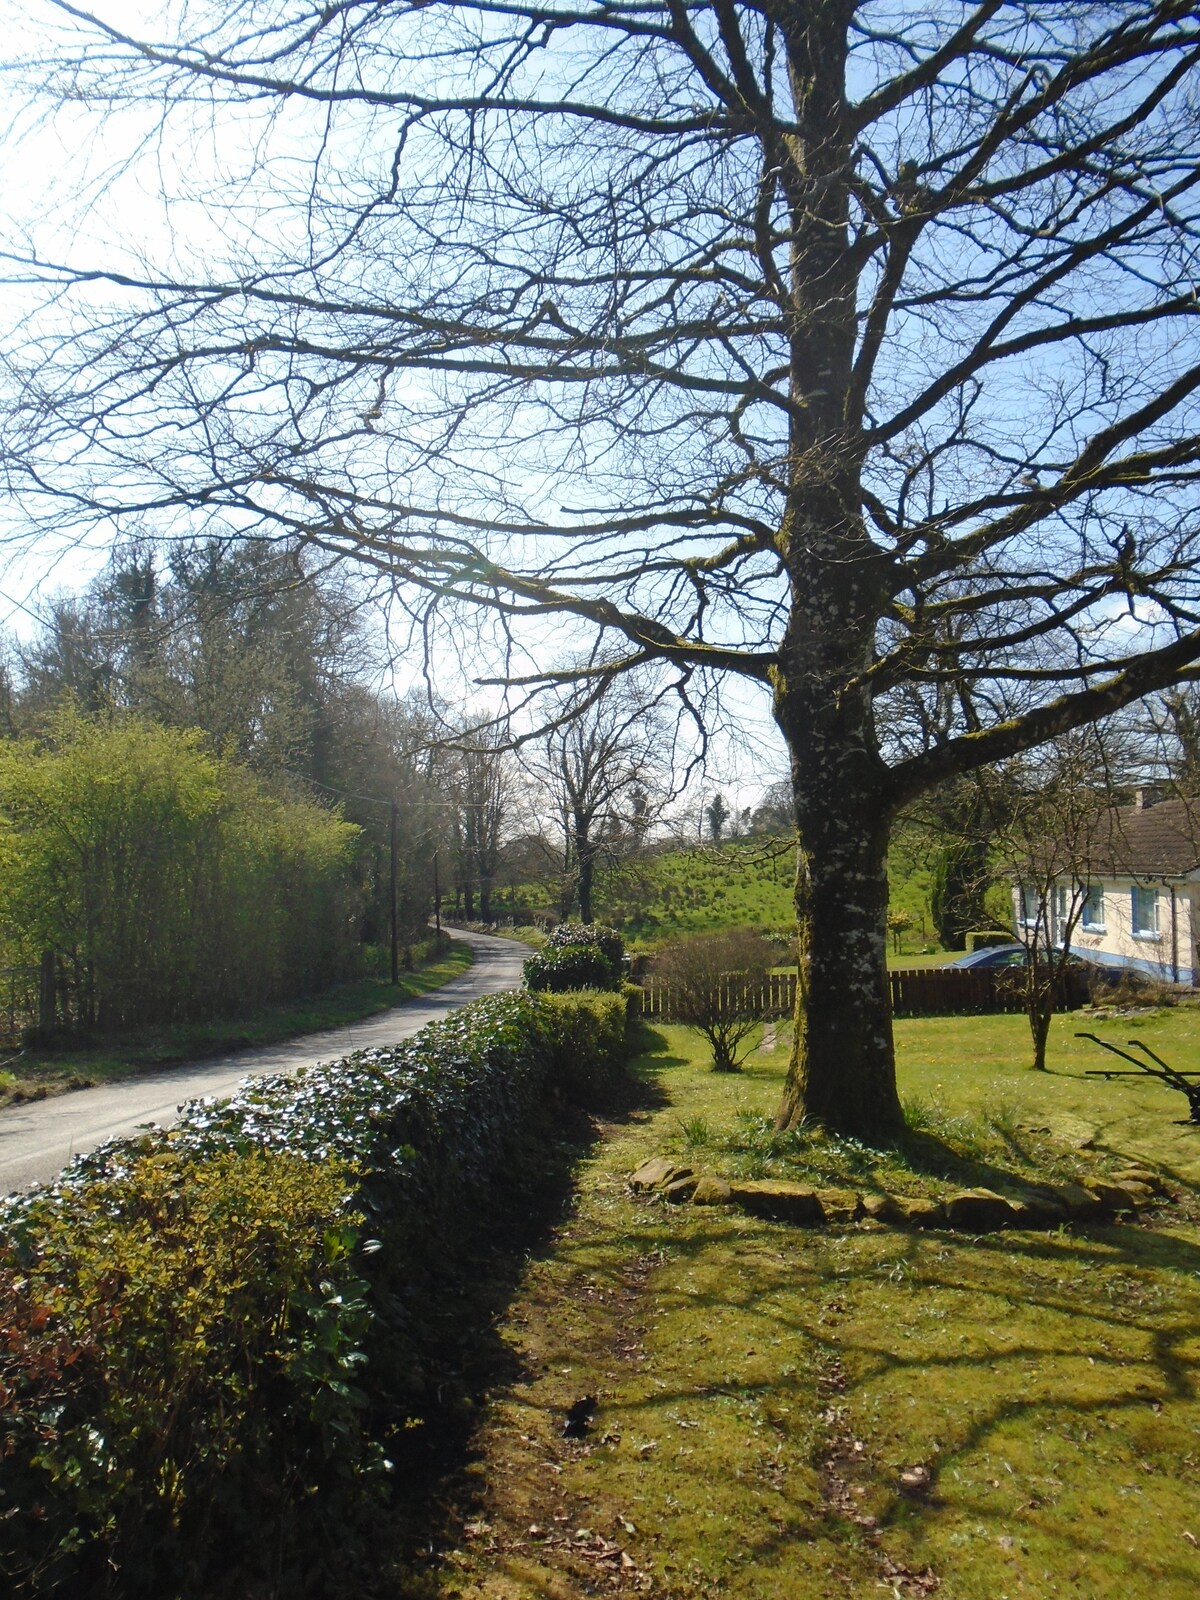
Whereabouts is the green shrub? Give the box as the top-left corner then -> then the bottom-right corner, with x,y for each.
524,922 -> 625,992
541,989 -> 631,1102
0,1149 -> 366,1596
0,987 -> 628,1597
544,922 -> 624,969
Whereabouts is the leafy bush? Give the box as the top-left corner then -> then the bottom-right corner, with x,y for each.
545,922 -> 624,968
0,1151 -> 366,1596
0,987 -> 631,1596
523,922 -> 625,992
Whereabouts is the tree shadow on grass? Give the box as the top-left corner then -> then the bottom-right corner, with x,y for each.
371,1063 -> 665,1589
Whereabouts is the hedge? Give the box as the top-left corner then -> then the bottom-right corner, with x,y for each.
523,922 -> 625,993
0,988 -> 632,1597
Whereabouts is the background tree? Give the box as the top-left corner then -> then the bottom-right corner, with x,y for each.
973,732 -> 1137,1071
7,4 -> 1200,1138
10,541 -> 448,950
705,794 -> 730,845
533,681 -> 664,924
443,721 -> 519,924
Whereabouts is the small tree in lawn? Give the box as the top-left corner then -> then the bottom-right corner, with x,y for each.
977,734 -> 1127,1072
654,930 -> 774,1074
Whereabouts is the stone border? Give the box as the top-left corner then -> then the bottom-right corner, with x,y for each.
628,1156 -> 1172,1233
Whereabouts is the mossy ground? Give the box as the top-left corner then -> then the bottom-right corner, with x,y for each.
410,1009 -> 1200,1600
0,940 -> 474,1105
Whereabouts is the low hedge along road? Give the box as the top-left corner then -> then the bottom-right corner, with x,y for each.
0,927 -> 526,1194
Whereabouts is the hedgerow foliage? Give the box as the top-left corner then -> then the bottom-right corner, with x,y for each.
523,922 -> 624,992
538,989 -> 631,1103
0,988 -> 629,1596
0,710 -> 360,1030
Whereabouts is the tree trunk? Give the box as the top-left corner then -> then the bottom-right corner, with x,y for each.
1027,972 -> 1054,1072
774,731 -> 904,1140
769,8 -> 902,1141
576,822 -> 595,924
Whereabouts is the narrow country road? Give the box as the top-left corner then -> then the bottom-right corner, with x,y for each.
0,928 -> 527,1195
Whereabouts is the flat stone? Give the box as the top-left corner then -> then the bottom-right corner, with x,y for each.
1111,1167 -> 1166,1193
728,1180 -> 825,1226
1007,1191 -> 1069,1228
1085,1180 -> 1141,1215
1111,1180 -> 1157,1206
1029,1181 -> 1105,1220
629,1157 -> 694,1193
888,1195 -> 946,1229
691,1174 -> 733,1206
941,1188 -> 1020,1233
816,1189 -> 863,1225
662,1175 -> 699,1203
860,1192 -> 898,1222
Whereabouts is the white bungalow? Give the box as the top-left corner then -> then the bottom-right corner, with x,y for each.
1012,789 -> 1200,986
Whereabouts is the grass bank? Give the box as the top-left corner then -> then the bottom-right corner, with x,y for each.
0,938 -> 473,1107
416,1010 -> 1200,1600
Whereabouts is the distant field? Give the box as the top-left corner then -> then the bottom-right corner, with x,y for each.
570,822 -> 950,954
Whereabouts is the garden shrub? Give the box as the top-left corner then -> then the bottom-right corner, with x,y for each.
0,1150 -> 367,1596
0,987 -> 630,1597
523,922 -> 625,992
540,989 -> 631,1102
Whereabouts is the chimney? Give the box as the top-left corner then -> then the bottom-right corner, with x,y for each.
1135,784 -> 1166,809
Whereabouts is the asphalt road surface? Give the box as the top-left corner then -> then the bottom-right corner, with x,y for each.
0,928 -> 527,1195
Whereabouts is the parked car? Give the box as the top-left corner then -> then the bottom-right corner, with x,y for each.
946,944 -> 1025,969
946,944 -> 1138,990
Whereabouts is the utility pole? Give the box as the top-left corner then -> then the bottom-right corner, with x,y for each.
389,799 -> 399,985
433,848 -> 441,936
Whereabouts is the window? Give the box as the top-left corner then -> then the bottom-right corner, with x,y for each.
1018,884 -> 1040,926
1131,884 -> 1160,937
1081,884 -> 1105,930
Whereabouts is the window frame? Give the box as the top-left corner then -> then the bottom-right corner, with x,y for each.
1080,883 -> 1105,932
1130,883 -> 1160,939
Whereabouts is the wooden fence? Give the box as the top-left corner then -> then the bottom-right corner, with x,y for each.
636,963 -> 1091,1022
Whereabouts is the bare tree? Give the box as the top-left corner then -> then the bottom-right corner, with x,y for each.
534,681 -> 664,924
6,5 -> 1200,1138
443,721 -> 519,924
653,930 -> 776,1073
975,735 -> 1132,1072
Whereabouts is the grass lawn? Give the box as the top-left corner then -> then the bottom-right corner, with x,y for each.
0,939 -> 474,1106
421,1007 -> 1200,1600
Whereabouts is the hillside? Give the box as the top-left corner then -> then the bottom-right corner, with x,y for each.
572,821 -> 945,954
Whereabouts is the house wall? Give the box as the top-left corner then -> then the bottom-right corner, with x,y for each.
1011,878 -> 1200,984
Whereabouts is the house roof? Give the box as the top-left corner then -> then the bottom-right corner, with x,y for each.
1080,796 -> 1200,879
